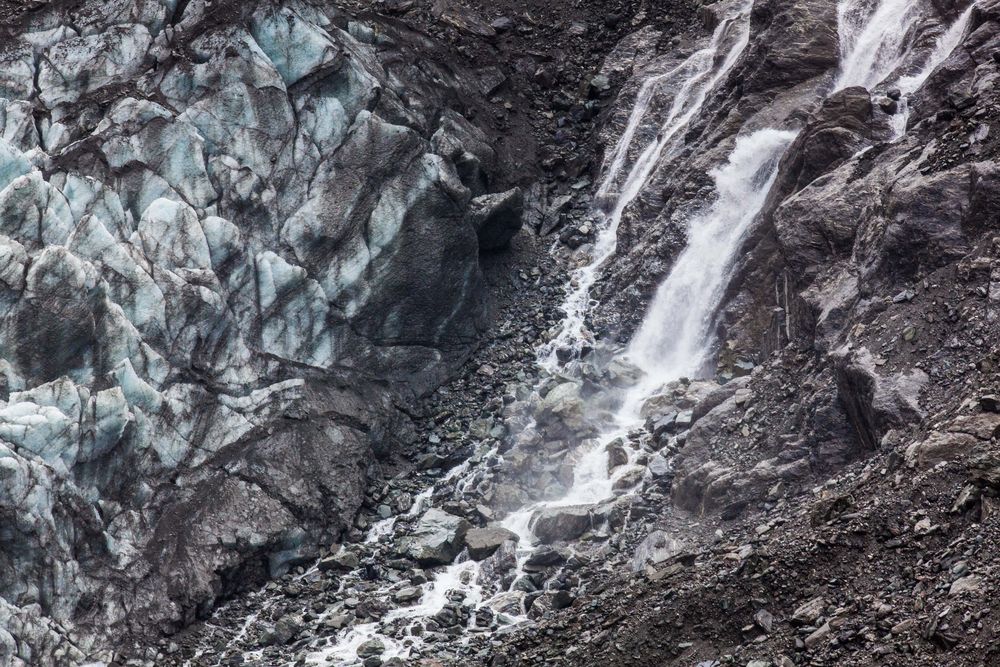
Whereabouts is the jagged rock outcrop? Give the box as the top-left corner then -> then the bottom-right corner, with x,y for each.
0,0 -> 525,661
580,0 -> 1000,522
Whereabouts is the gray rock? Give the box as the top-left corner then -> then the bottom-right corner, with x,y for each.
401,509 -> 472,565
463,527 -> 519,560
754,609 -> 774,633
524,545 -> 568,568
648,453 -> 671,478
318,549 -> 361,573
792,597 -> 826,625
630,531 -> 686,572
261,615 -> 301,646
804,621 -> 831,648
490,16 -> 515,32
530,505 -> 593,544
477,539 -> 518,587
949,575 -> 983,596
393,587 -> 422,603
834,347 -> 928,450
357,638 -> 385,658
469,188 -> 524,250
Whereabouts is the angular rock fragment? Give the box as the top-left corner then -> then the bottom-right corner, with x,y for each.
469,188 -> 524,250
530,505 -> 594,544
401,509 -> 472,565
463,526 -> 519,561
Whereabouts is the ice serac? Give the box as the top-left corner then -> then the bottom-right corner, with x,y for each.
0,0 -> 523,661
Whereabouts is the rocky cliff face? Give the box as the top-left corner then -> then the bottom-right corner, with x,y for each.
0,0 -> 532,662
488,0 -> 1000,665
552,0 -> 1000,523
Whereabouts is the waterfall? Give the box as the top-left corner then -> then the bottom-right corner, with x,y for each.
624,129 -> 797,399
538,1 -> 752,371
835,0 -> 977,110
890,2 -> 977,136
835,0 -> 929,90
202,3 -> 982,665
895,4 -> 976,97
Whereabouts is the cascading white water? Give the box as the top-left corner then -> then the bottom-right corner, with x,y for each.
372,0 -> 972,657
890,3 -> 977,137
623,128 -> 797,404
502,130 -> 798,549
492,0 -> 762,587
835,0 -> 929,90
538,1 -> 752,371
835,0 -> 978,140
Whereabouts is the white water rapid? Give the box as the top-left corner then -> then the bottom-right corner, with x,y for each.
835,0 -> 929,91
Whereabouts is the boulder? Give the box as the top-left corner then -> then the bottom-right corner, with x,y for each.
949,575 -> 983,596
691,377 -> 748,422
260,615 -> 301,646
536,382 -> 592,436
905,413 -> 1000,467
630,530 -> 687,572
523,545 -> 569,569
401,509 -> 472,565
476,539 -> 518,587
792,597 -> 826,625
834,347 -> 928,450
530,505 -> 594,544
463,526 -> 519,561
469,188 -> 524,250
527,590 -> 574,619
357,638 -> 385,658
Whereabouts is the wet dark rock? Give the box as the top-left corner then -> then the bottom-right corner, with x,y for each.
260,615 -> 301,647
470,188 -> 525,250
531,505 -> 594,544
630,531 -> 687,573
464,527 -> 520,560
524,545 -> 569,569
879,97 -> 899,114
357,637 -> 386,658
318,550 -> 361,573
401,509 -> 473,566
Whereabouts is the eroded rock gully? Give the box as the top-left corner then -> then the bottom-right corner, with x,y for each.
1,0 -> 1000,666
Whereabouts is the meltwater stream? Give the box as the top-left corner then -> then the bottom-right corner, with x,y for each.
835,0 -> 979,138
196,1 -> 980,664
538,0 -> 752,371
624,129 -> 797,403
298,4 -> 769,663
